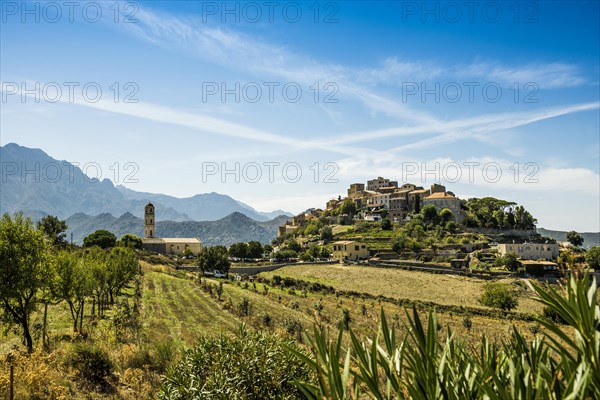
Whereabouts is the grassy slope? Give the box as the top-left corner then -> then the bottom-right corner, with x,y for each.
259,263 -> 542,314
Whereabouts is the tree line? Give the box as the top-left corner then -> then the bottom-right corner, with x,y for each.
0,213 -> 140,352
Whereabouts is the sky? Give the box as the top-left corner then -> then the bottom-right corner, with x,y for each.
1,0 -> 599,231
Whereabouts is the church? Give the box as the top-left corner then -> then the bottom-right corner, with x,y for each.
141,203 -> 202,256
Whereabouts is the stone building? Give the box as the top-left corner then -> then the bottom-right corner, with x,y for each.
332,240 -> 370,262
497,243 -> 559,261
141,203 -> 202,256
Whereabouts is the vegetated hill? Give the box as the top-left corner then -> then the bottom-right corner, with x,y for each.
65,211 -> 280,246
257,214 -> 292,230
537,228 -> 600,248
1,143 -> 292,222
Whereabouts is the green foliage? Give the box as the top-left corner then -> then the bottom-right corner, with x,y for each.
542,306 -> 566,324
291,272 -> 600,399
380,218 -> 392,230
439,208 -> 454,223
158,325 -> 312,399
445,220 -> 457,233
50,250 -> 93,333
465,197 -> 536,230
228,242 -> 248,259
37,215 -> 68,247
284,317 -> 303,341
237,297 -> 251,317
567,230 -> 584,247
153,340 -> 177,373
273,249 -> 298,261
67,343 -> 113,383
261,312 -> 273,327
494,252 -> 522,271
229,240 -> 263,259
421,204 -> 439,226
585,246 -> 600,269
246,241 -> 264,258
299,251 -> 314,262
283,239 -> 302,253
106,246 -> 139,299
303,220 -> 323,236
118,233 -> 143,249
332,199 -> 357,217
320,226 -> 333,243
0,212 -> 49,352
479,282 -> 518,311
83,229 -> 116,248
197,245 -> 230,274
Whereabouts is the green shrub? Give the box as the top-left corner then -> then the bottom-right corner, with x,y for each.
153,340 -> 177,373
158,325 -> 312,399
67,343 -> 113,383
284,317 -> 303,342
127,347 -> 153,370
237,298 -> 252,317
542,305 -> 567,324
261,312 -> 273,327
479,282 -> 519,311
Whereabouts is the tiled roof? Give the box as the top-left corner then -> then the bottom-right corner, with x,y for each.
142,237 -> 202,244
424,192 -> 457,199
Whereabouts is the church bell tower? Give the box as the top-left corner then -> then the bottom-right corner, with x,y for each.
144,203 -> 155,238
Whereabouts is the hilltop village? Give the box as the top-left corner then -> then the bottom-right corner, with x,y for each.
275,177 -> 577,277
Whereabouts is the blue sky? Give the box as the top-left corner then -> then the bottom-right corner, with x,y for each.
1,0 -> 599,231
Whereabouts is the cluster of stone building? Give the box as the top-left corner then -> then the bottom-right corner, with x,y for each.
331,177 -> 465,223
278,177 -> 466,238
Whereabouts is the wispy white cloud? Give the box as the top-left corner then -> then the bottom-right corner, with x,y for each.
458,62 -> 586,89
335,155 -> 600,196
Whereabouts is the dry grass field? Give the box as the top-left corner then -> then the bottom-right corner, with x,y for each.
260,263 -> 543,314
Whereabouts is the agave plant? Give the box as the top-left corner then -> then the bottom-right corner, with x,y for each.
291,272 -> 600,399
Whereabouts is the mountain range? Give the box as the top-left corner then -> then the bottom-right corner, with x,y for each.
0,143 -> 293,244
65,212 -> 290,246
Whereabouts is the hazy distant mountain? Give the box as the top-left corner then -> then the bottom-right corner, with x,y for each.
116,186 -> 292,222
538,228 -> 600,248
65,211 -> 280,246
0,143 -> 291,222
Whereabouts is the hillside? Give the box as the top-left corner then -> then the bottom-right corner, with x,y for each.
65,211 -> 280,245
1,143 -> 291,222
538,228 -> 600,248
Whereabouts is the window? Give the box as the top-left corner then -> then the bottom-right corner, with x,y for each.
355,245 -> 359,251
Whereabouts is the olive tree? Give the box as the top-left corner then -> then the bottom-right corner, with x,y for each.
0,213 -> 49,352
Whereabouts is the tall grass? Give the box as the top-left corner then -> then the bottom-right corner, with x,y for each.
290,272 -> 600,399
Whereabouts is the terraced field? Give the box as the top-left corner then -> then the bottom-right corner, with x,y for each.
259,263 -> 543,314
142,267 -> 242,345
